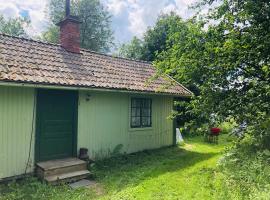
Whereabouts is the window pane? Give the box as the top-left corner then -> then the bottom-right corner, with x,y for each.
142,117 -> 151,126
142,99 -> 151,108
136,108 -> 141,116
131,108 -> 141,117
131,117 -> 141,127
131,98 -> 152,128
132,99 -> 141,107
142,108 -> 150,116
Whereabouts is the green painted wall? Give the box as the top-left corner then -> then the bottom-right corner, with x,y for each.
0,86 -> 174,179
0,86 -> 35,180
78,91 -> 174,159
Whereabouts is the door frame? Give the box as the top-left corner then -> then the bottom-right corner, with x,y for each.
35,89 -> 78,162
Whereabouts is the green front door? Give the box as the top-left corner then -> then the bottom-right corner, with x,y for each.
36,89 -> 78,162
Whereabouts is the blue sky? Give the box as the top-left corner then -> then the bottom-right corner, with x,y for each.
0,0 -> 197,44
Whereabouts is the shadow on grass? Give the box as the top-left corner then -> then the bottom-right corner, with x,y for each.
91,145 -> 219,192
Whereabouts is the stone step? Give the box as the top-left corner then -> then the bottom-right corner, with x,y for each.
45,170 -> 91,184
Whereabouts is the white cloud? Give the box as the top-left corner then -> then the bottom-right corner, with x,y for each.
0,0 -> 202,42
124,0 -> 196,38
172,0 -> 198,19
163,3 -> 178,14
0,2 -> 20,18
27,8 -> 48,36
106,0 -> 127,16
0,0 -> 48,36
125,0 -> 169,37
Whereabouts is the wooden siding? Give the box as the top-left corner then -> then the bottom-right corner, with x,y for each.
0,86 -> 35,180
0,86 -> 173,179
78,91 -> 174,159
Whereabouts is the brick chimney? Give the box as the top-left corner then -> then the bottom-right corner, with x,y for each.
57,0 -> 81,53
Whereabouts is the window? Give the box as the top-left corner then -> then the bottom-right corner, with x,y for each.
131,98 -> 152,128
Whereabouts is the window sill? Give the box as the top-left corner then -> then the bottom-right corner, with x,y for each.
129,127 -> 153,132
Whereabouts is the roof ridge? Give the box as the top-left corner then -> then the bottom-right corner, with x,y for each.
0,33 -> 152,65
0,32 -> 60,47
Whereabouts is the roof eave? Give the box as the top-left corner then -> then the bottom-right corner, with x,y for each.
0,81 -> 191,97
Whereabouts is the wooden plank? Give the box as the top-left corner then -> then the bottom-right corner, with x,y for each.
36,158 -> 85,170
43,163 -> 87,177
45,170 -> 90,183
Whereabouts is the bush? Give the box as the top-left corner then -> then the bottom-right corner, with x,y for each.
217,133 -> 270,200
219,120 -> 237,135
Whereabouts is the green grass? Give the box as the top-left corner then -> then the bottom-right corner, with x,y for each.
0,135 -> 230,200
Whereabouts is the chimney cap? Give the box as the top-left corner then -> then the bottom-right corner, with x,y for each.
56,15 -> 81,26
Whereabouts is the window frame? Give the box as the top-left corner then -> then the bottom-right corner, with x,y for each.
130,98 -> 152,128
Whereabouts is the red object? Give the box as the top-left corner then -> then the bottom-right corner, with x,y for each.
210,127 -> 221,136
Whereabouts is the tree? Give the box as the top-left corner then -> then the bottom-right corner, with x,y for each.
0,15 -> 29,37
142,12 -> 184,61
42,0 -> 114,52
156,0 -> 270,146
117,37 -> 143,60
41,26 -> 59,44
118,12 -> 184,61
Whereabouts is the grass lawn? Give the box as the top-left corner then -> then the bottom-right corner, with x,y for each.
0,135 -> 231,200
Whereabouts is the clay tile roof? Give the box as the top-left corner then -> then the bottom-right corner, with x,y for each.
0,34 -> 192,96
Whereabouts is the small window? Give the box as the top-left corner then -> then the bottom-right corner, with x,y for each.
131,98 -> 152,128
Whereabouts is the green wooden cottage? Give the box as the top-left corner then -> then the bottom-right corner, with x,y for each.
0,3 -> 191,182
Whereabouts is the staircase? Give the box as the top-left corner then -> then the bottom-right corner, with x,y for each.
36,158 -> 91,184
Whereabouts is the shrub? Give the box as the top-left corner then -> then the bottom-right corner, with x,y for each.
217,133 -> 270,199
219,120 -> 237,135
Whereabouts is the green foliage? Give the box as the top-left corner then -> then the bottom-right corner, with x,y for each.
156,0 -> 270,143
118,12 -> 185,61
42,0 -> 114,52
0,15 -> 29,37
117,37 -> 144,60
0,177 -> 98,200
217,138 -> 270,199
41,26 -> 59,44
219,119 -> 237,135
141,12 -> 184,61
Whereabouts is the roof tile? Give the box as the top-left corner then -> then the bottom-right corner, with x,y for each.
0,34 -> 191,96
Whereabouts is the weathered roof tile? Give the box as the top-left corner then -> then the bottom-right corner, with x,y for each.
0,34 -> 191,96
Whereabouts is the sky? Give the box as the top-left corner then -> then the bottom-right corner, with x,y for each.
0,0 -> 197,44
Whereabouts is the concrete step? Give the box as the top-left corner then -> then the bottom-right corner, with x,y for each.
45,170 -> 91,184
